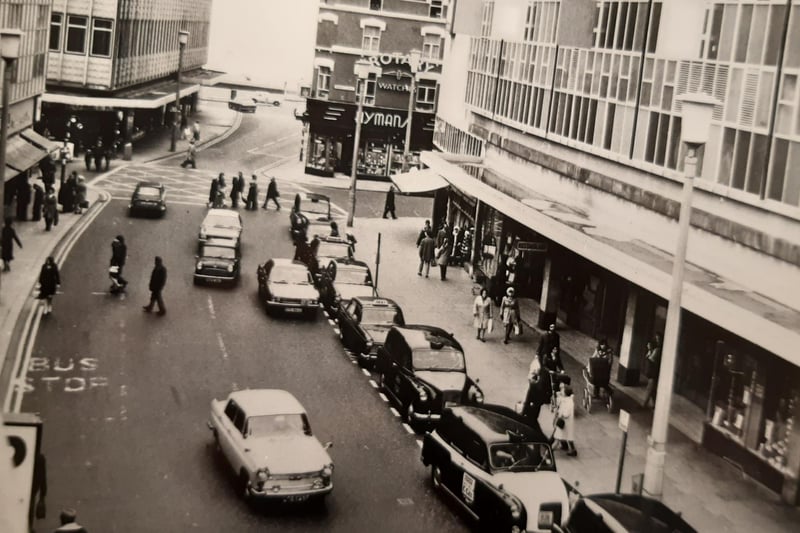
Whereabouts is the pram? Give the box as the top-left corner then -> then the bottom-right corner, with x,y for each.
108,265 -> 127,295
581,356 -> 614,413
547,370 -> 572,412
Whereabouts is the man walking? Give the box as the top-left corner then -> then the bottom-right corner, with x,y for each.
416,220 -> 431,247
230,172 -> 243,208
537,323 -> 561,358
110,235 -> 128,290
143,256 -> 167,316
262,176 -> 281,210
246,175 -> 259,210
180,140 -> 197,169
418,230 -> 435,278
382,185 -> 397,219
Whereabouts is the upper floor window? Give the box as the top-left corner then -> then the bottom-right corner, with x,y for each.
370,0 -> 382,10
6,4 -> 22,27
91,18 -> 113,57
361,74 -> 378,106
362,26 -> 381,52
316,66 -> 331,98
481,1 -> 495,37
37,4 -> 49,26
66,15 -> 88,54
430,0 -> 445,18
422,34 -> 442,60
416,81 -> 437,112
50,13 -> 63,51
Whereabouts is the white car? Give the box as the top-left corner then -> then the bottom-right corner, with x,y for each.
208,389 -> 334,504
252,92 -> 282,106
198,209 -> 242,249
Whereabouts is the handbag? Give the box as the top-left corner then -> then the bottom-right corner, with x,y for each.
555,417 -> 566,429
487,318 -> 494,333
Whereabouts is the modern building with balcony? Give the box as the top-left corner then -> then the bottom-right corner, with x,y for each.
304,0 -> 449,179
39,0 -> 216,156
430,0 -> 800,503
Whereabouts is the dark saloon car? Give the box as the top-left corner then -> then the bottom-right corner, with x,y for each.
194,237 -> 240,286
129,181 -> 166,217
289,192 -> 333,241
336,297 -> 405,366
316,258 -> 375,314
376,325 -> 483,427
256,258 -> 319,319
421,404 -> 570,533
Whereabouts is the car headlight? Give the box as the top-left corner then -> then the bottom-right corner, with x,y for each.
199,229 -> 207,239
256,468 -> 269,482
322,464 -> 333,478
474,389 -> 484,404
509,499 -> 522,520
196,261 -> 204,270
226,264 -> 234,273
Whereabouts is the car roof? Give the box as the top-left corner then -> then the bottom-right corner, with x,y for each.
202,237 -> 238,248
229,389 -> 306,416
318,235 -> 350,244
271,257 -> 308,268
136,181 -> 163,189
352,296 -> 400,308
327,258 -> 369,270
446,404 -> 548,444
391,325 -> 462,351
205,208 -> 239,218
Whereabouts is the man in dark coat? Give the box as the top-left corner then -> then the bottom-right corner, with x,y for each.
43,188 -> 59,231
418,230 -> 435,277
38,256 -> 60,316
180,140 -> 197,168
262,176 -> 281,210
537,323 -> 561,358
110,235 -> 128,289
435,222 -> 449,249
245,175 -> 258,210
143,256 -> 167,315
208,174 -> 220,207
416,220 -> 432,247
230,172 -> 243,208
32,183 -> 44,221
61,172 -> 77,213
1,217 -> 23,271
16,176 -> 31,220
382,185 -> 397,219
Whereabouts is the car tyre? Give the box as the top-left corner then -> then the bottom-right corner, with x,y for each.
431,465 -> 442,490
238,471 -> 251,502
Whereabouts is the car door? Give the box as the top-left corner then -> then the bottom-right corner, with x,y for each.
339,300 -> 360,351
218,400 -> 243,470
389,347 -> 414,410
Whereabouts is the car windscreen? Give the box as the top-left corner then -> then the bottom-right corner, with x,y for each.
246,414 -> 311,438
205,214 -> 240,229
412,348 -> 465,371
334,268 -> 370,285
136,186 -> 161,199
361,307 -> 401,325
317,242 -> 350,259
489,442 -> 555,472
202,245 -> 236,259
272,266 -> 311,284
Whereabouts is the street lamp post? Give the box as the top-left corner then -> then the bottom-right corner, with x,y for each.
347,59 -> 374,228
169,30 -> 190,152
0,29 -> 23,300
402,49 -> 422,173
643,92 -> 719,499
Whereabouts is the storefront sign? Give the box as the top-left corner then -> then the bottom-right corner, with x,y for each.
365,53 -> 438,73
516,241 -> 548,253
362,111 -> 408,129
378,82 -> 410,92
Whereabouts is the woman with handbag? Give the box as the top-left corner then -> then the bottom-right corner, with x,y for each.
500,286 -> 520,344
553,383 -> 577,456
472,287 -> 493,341
38,256 -> 60,316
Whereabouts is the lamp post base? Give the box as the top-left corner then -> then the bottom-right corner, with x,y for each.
643,437 -> 666,499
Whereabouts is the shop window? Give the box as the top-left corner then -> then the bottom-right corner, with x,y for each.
66,15 -> 88,54
50,13 -> 63,51
422,34 -> 442,60
91,18 -> 113,57
416,82 -> 437,112
316,66 -> 331,99
362,25 -> 381,52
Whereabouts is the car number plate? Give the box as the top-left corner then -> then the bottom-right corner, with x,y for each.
207,278 -> 222,284
286,308 -> 302,313
462,472 -> 475,504
285,495 -> 309,503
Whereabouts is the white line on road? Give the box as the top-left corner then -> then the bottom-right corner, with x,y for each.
207,296 -> 216,320
217,332 -> 229,360
416,439 -> 423,449
246,133 -> 299,154
389,407 -> 400,418
402,423 -> 415,434
333,328 -> 340,335
4,307 -> 43,413
368,379 -> 378,389
361,368 -> 371,377
328,319 -> 336,327
378,393 -> 388,402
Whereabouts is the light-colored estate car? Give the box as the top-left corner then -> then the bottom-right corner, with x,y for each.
198,208 -> 243,250
208,389 -> 334,504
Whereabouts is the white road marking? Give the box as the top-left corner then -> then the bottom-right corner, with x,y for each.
351,359 -> 358,364
368,380 -> 378,388
416,439 -> 423,449
207,296 -> 216,320
378,393 -> 388,402
328,319 -> 336,326
333,328 -> 340,335
361,368 -> 371,377
217,332 -> 229,360
246,133 -> 299,155
402,423 -> 415,434
3,307 -> 42,412
389,407 -> 400,417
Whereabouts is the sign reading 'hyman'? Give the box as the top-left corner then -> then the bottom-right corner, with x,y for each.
361,111 -> 408,129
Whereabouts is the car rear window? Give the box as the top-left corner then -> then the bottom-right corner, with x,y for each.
335,268 -> 371,285
490,442 -> 555,472
202,245 -> 236,259
137,186 -> 161,198
317,242 -> 350,258
272,266 -> 311,284
412,349 -> 465,371
362,307 -> 401,325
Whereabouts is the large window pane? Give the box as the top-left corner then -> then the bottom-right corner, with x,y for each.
50,13 -> 62,51
735,6 -> 753,63
767,138 -> 788,201
732,131 -> 751,190
91,19 -> 113,56
66,15 -> 87,54
746,134 -> 768,195
747,6 -> 768,64
764,5 -> 787,66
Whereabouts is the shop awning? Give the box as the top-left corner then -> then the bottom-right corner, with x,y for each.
20,128 -> 60,154
4,134 -> 49,175
391,168 -> 448,193
41,81 -> 200,110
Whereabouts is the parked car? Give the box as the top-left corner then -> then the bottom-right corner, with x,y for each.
376,325 -> 483,427
314,236 -> 355,267
128,181 -> 166,217
336,296 -> 405,367
198,209 -> 243,251
194,237 -> 241,286
256,258 -> 319,319
421,404 -> 570,533
289,192 -> 333,242
315,258 -> 375,314
228,98 -> 257,113
207,389 -> 334,504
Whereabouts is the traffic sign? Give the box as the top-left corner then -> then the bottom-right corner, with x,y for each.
619,409 -> 630,432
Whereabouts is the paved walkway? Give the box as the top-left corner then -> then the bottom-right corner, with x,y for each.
1,90 -> 798,532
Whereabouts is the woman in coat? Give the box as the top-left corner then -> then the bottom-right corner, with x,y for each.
1,217 -> 23,271
499,286 -> 520,344
553,383 -> 577,456
472,288 -> 493,341
435,236 -> 450,280
43,188 -> 59,231
73,175 -> 87,214
38,256 -> 60,316
245,176 -> 258,210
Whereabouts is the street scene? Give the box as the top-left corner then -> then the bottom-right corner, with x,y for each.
2,1 -> 800,533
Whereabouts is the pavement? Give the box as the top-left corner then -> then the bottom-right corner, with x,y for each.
1,88 -> 798,532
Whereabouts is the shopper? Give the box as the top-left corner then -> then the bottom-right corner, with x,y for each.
43,188 -> 59,231
500,287 -> 520,344
142,256 -> 167,316
436,235 -> 450,280
472,287 -> 493,341
642,340 -> 661,409
245,175 -> 259,210
32,183 -> 44,221
110,235 -> 129,290
180,140 -> 197,168
416,220 -> 432,247
553,383 -> 577,456
417,230 -> 435,278
537,322 -> 561,358
262,176 -> 281,210
382,185 -> 397,219
38,256 -> 60,316
1,217 -> 23,271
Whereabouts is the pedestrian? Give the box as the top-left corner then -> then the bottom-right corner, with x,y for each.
472,287 -> 492,341
382,185 -> 397,219
500,287 -> 520,344
262,176 -> 281,210
642,339 -> 661,409
543,345 -> 566,374
435,221 -> 449,249
230,172 -> 241,208
73,175 -> 87,214
142,256 -> 167,316
521,356 -> 548,424
553,383 -> 577,456
245,175 -> 259,210
537,322 -> 561,358
192,120 -> 201,142
16,176 -> 31,221
1,217 -> 23,271
38,256 -> 60,316
110,235 -> 129,290
54,508 -> 88,533
208,173 -> 220,207
181,140 -> 197,169
416,220 -> 432,247
32,183 -> 44,221
61,172 -> 76,213
417,230 -> 435,278
215,174 -> 227,208
436,234 -> 450,280
329,221 -> 340,237
43,188 -> 59,231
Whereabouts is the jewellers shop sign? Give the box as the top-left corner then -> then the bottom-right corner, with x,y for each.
361,110 -> 408,129
364,53 -> 438,72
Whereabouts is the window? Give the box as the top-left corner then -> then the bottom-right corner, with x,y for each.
7,4 -> 22,27
91,18 -> 113,57
362,25 -> 381,52
416,82 -> 437,112
66,15 -> 88,54
316,66 -> 331,98
50,13 -> 63,51
423,34 -> 442,60
430,0 -> 444,18
364,74 -> 378,106
33,53 -> 45,77
370,0 -> 382,10
481,1 -> 495,37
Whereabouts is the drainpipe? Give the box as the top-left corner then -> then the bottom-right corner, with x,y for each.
629,0 -> 654,159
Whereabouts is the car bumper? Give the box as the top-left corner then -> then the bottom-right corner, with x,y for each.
130,204 -> 166,215
248,482 -> 333,500
408,404 -> 441,424
265,301 -> 318,315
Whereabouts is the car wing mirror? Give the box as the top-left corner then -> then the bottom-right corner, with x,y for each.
324,441 -> 333,450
